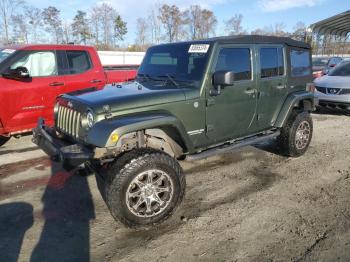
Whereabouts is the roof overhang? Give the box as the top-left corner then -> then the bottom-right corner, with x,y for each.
310,10 -> 350,37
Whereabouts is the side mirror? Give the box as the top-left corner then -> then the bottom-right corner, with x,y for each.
3,66 -> 30,81
211,70 -> 235,95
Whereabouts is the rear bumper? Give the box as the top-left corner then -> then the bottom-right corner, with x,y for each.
32,118 -> 94,171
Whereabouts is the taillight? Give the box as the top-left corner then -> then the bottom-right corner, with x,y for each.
306,83 -> 315,93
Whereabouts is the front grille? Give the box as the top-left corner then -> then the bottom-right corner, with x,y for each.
339,88 -> 350,95
56,105 -> 82,138
327,88 -> 341,95
315,86 -> 326,94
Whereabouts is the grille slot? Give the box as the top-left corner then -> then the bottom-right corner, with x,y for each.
56,105 -> 82,138
315,86 -> 327,94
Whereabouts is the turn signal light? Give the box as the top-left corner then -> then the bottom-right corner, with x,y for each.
111,133 -> 119,143
306,83 -> 315,93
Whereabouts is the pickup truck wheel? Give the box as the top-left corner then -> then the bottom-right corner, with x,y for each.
0,135 -> 10,147
105,149 -> 185,228
277,111 -> 313,157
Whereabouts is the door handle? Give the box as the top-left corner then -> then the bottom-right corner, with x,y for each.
49,82 -> 64,86
244,89 -> 256,95
276,84 -> 285,89
90,79 -> 103,83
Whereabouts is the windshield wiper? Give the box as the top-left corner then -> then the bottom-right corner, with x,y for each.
156,74 -> 179,87
136,73 -> 151,82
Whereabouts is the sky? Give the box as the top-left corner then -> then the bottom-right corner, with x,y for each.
26,0 -> 350,45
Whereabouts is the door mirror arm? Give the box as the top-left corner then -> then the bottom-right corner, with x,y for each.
211,70 -> 235,96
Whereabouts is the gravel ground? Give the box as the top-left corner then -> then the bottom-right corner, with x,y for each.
0,112 -> 349,262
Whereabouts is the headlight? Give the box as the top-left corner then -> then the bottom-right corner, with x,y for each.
86,111 -> 94,128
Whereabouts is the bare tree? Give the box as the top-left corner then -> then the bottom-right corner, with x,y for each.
11,14 -> 28,43
199,9 -> 217,39
183,6 -> 217,40
62,21 -> 72,43
25,6 -> 43,43
225,14 -> 245,35
136,18 -> 148,47
273,22 -> 289,37
0,0 -> 23,44
90,6 -> 102,45
184,5 -> 201,40
42,6 -> 63,43
158,4 -> 185,43
148,3 -> 162,44
291,21 -> 307,41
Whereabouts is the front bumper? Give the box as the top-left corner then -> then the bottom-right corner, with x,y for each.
315,91 -> 350,110
32,118 -> 94,171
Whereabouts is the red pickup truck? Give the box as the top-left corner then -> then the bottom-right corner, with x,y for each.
0,44 -> 138,147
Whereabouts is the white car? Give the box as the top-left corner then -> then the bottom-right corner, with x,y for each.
314,60 -> 350,111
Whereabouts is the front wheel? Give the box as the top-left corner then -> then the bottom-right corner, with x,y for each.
104,149 -> 186,228
277,111 -> 313,157
0,135 -> 10,147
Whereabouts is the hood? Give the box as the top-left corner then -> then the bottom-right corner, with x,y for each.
314,75 -> 350,89
64,81 -> 187,114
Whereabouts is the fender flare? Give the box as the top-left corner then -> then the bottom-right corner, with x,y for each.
274,91 -> 316,128
86,113 -> 193,152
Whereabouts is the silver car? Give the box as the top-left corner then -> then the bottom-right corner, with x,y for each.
314,60 -> 350,111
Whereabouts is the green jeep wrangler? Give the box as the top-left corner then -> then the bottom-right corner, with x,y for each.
33,35 -> 316,228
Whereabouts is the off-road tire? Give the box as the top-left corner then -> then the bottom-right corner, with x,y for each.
277,111 -> 313,157
0,135 -> 10,147
104,148 -> 185,228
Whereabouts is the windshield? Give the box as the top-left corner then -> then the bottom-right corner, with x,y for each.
312,57 -> 328,67
328,61 -> 350,76
0,48 -> 16,63
137,43 -> 211,88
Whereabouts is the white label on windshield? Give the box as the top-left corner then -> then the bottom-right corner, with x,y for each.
188,44 -> 210,53
2,49 -> 15,54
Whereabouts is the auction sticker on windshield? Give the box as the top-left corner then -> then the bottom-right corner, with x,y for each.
188,44 -> 210,53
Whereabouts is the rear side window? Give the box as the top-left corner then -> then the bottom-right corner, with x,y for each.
290,49 -> 311,77
66,51 -> 91,74
260,47 -> 284,78
215,48 -> 251,81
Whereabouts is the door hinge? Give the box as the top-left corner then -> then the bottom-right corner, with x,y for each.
206,124 -> 215,132
206,98 -> 216,107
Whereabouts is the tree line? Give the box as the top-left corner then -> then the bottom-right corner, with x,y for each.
0,1 -> 310,51
133,4 -> 308,51
0,0 -> 127,49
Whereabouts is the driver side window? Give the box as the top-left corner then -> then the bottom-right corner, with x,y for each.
215,48 -> 252,81
10,51 -> 57,77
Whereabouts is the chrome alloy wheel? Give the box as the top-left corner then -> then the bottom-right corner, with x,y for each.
295,121 -> 311,150
126,169 -> 174,218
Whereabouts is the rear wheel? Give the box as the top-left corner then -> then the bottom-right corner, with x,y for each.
103,149 -> 185,228
277,111 -> 313,157
0,135 -> 10,147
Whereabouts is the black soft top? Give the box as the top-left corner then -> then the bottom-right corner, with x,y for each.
207,35 -> 310,49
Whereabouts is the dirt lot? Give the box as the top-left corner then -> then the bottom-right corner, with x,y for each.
0,112 -> 349,262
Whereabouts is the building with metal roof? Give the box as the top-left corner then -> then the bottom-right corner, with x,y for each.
309,10 -> 350,55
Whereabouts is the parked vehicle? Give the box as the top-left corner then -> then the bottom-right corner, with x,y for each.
323,56 -> 343,75
312,56 -> 343,79
312,56 -> 329,78
33,36 -> 316,228
315,60 -> 350,111
0,44 -> 138,147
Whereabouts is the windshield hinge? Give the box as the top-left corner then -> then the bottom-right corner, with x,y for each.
206,124 -> 215,133
206,98 -> 216,107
